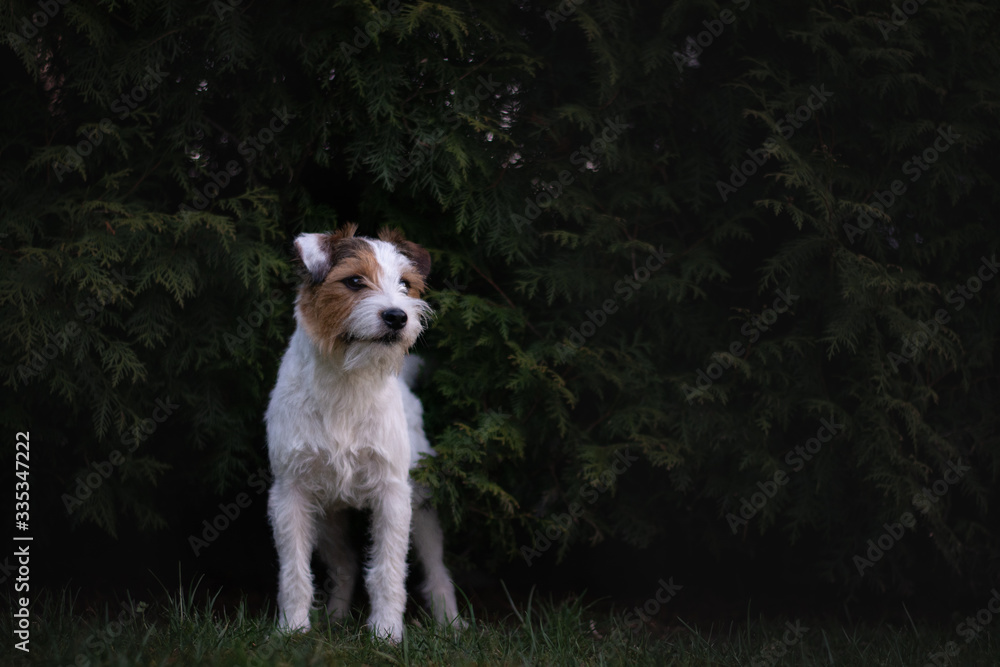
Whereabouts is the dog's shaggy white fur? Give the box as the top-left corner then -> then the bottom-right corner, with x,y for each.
265,225 -> 461,642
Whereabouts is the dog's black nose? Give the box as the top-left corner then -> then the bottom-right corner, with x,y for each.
381,308 -> 408,330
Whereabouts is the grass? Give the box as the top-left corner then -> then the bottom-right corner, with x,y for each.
5,578 -> 999,666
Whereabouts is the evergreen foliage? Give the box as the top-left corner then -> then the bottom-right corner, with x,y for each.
2,0 -> 998,595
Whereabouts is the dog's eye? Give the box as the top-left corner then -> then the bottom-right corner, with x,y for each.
342,276 -> 365,290
400,278 -> 411,290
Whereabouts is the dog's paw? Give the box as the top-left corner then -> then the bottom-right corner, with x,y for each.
276,612 -> 311,634
366,613 -> 404,643
448,616 -> 470,631
431,609 -> 468,631
326,597 -> 352,622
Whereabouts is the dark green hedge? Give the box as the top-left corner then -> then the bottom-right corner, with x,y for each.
2,0 -> 998,595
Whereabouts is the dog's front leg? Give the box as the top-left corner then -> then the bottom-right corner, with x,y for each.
365,479 -> 412,642
269,479 -> 318,632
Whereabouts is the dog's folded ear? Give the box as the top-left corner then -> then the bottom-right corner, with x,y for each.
403,241 -> 431,279
294,224 -> 359,284
294,233 -> 331,284
377,227 -> 431,278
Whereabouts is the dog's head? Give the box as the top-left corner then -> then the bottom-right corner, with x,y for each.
293,224 -> 431,370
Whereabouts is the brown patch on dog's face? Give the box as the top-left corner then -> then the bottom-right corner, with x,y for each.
378,226 -> 431,291
399,266 -> 426,299
296,231 -> 383,355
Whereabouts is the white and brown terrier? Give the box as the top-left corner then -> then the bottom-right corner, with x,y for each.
265,224 -> 462,641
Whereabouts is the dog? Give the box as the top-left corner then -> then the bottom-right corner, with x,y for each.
265,224 -> 462,642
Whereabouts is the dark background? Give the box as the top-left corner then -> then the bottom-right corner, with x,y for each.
2,0 -> 999,630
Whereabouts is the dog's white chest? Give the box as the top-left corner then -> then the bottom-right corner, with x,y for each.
266,328 -> 411,508
310,406 -> 409,506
